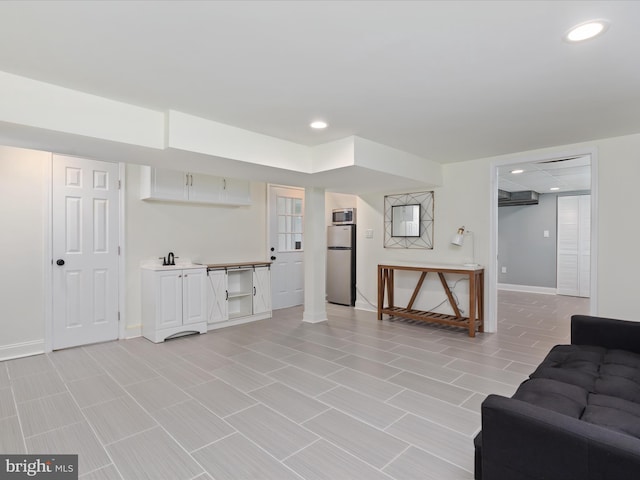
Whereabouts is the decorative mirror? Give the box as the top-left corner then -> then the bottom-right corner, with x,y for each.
391,204 -> 420,237
384,191 -> 434,249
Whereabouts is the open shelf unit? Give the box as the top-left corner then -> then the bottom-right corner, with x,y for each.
227,267 -> 254,319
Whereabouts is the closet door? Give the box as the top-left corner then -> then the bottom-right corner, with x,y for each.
557,195 -> 590,297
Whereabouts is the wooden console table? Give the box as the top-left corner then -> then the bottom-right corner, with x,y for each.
377,263 -> 484,337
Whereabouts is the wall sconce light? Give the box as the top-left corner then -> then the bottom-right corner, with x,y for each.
451,226 -> 478,266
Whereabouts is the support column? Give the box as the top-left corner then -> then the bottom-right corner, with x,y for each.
303,186 -> 328,323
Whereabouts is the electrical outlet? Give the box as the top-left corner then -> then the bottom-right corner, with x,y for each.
501,266 -> 507,273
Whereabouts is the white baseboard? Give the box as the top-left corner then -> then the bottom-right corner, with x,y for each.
355,300 -> 377,313
302,311 -> 328,323
498,283 -> 557,295
0,339 -> 45,362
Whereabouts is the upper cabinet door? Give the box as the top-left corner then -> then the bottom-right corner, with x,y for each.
189,173 -> 223,203
222,177 -> 251,205
140,166 -> 188,201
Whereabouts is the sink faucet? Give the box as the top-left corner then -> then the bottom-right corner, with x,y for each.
159,252 -> 178,266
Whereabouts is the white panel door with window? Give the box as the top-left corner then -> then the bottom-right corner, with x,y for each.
268,186 -> 304,310
52,155 -> 119,350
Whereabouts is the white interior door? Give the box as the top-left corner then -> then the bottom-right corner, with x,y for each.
52,155 -> 119,349
268,186 -> 304,309
557,195 -> 591,297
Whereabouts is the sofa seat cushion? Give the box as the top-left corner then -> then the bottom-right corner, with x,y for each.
593,350 -> 640,403
516,344 -> 640,439
512,378 -> 588,418
582,394 -> 640,439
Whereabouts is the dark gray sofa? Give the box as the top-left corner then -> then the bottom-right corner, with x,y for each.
474,314 -> 640,480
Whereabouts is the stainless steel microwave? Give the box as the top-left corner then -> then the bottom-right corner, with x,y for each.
332,208 -> 356,225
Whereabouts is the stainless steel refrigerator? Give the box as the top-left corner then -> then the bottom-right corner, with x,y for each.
327,224 -> 356,306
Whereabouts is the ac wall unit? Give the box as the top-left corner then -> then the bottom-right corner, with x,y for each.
498,190 -> 539,207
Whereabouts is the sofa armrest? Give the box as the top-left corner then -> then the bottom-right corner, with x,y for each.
481,394 -> 640,480
571,315 -> 640,354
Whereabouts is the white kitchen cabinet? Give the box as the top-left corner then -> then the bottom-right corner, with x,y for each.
206,269 -> 228,324
140,166 -> 251,206
205,262 -> 272,329
221,177 -> 251,205
142,265 -> 207,342
140,167 -> 189,202
188,173 -> 223,204
253,266 -> 272,315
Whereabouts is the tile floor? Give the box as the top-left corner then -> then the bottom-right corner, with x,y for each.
0,291 -> 589,479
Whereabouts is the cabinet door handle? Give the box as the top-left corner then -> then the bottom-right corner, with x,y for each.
184,274 -> 188,278
223,178 -> 227,190
190,174 -> 193,186
225,290 -> 229,300
185,174 -> 189,186
178,274 -> 182,278
253,286 -> 256,296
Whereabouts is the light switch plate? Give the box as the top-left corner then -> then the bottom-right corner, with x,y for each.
365,229 -> 373,239
501,267 -> 507,273
544,230 -> 550,238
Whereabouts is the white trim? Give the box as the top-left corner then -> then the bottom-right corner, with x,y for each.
354,300 -> 377,313
302,311 -> 328,323
488,161 -> 498,333
589,151 -> 599,316
489,147 -> 599,331
118,162 -> 126,340
0,340 -> 45,362
43,154 -> 53,353
498,283 -> 557,295
207,312 -> 273,331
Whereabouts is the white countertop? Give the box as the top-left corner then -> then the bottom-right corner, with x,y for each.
141,263 -> 206,271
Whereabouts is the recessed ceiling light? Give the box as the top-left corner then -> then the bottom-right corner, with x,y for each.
511,169 -> 524,174
550,187 -> 560,191
310,121 -> 328,129
565,19 -> 609,42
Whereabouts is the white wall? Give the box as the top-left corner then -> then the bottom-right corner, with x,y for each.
355,159 -> 489,316
325,192 -> 358,225
355,132 -> 640,326
595,134 -> 640,320
0,146 -> 49,360
124,164 -> 268,336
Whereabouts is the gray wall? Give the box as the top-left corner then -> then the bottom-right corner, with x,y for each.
498,191 -> 590,288
498,193 -> 558,288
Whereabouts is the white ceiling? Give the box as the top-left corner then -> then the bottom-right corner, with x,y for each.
497,156 -> 591,193
0,1 -> 639,163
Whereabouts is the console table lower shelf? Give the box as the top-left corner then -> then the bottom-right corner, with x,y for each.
377,263 -> 484,337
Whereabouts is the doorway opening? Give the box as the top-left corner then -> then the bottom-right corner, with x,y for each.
489,150 -> 598,332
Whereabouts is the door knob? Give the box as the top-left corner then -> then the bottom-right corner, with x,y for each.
270,256 -> 276,261
56,259 -> 65,266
